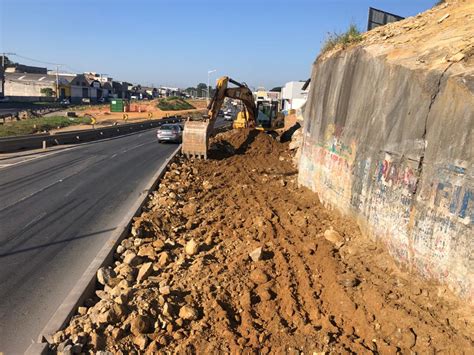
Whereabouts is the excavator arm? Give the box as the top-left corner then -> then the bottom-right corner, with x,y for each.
207,77 -> 256,132
182,76 -> 256,159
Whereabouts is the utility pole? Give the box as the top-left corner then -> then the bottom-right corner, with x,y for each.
1,52 -> 16,71
1,53 -> 15,99
2,52 -> 14,68
55,65 -> 60,100
2,52 -> 16,71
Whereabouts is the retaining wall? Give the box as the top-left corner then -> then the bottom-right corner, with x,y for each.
298,47 -> 473,299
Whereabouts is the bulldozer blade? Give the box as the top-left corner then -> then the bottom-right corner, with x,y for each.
182,120 -> 210,159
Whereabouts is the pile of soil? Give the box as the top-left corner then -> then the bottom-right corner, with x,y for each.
53,130 -> 473,354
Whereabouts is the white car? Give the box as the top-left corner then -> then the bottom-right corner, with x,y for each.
224,113 -> 233,121
157,124 -> 183,143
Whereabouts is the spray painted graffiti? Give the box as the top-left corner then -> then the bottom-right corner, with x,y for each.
299,124 -> 473,300
375,154 -> 418,193
299,124 -> 357,210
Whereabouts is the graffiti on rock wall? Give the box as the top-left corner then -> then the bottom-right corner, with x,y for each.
299,124 -> 356,209
359,153 -> 420,265
410,162 -> 473,296
422,164 -> 474,225
299,122 -> 472,298
375,154 -> 418,193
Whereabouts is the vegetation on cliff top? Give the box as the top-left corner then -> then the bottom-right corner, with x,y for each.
320,24 -> 363,55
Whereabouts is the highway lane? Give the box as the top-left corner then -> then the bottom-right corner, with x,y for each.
0,129 -> 178,353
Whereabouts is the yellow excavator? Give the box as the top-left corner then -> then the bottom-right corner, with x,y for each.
182,76 -> 282,159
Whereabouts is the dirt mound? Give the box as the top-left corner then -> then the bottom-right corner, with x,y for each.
53,131 -> 473,354
211,129 -> 286,160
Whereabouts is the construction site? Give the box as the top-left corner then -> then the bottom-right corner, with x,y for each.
0,0 -> 472,354
42,1 -> 473,354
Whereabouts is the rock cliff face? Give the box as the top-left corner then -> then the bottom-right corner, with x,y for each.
298,0 -> 473,299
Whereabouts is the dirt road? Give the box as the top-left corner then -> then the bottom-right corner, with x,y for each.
54,129 -> 473,354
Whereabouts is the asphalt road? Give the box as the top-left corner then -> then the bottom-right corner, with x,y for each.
0,129 -> 178,354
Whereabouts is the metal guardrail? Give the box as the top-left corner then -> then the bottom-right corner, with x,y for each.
0,116 -> 182,153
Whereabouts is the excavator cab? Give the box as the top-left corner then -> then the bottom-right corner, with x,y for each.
256,101 -> 280,129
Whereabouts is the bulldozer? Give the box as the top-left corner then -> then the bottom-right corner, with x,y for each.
182,76 -> 282,159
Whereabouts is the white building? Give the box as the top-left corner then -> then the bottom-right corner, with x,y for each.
281,81 -> 308,111
255,89 -> 280,102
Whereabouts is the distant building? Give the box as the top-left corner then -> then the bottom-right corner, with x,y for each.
3,57 -> 47,74
84,72 -> 112,83
101,81 -> 113,99
159,86 -> 183,98
255,89 -> 280,102
281,81 -> 308,111
4,72 -> 75,101
142,86 -> 158,98
70,74 -> 101,103
121,82 -> 132,99
111,81 -> 127,99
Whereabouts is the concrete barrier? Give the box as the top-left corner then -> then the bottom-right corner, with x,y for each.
0,117 -> 182,153
298,47 -> 473,300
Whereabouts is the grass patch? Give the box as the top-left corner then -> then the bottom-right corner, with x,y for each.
321,24 -> 363,54
0,116 -> 92,137
157,97 -> 195,111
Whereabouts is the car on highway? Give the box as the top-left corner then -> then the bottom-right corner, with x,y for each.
224,113 -> 233,121
157,124 -> 182,143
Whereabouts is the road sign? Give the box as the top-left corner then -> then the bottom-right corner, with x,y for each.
367,7 -> 404,31
91,117 -> 97,125
148,112 -> 153,119
123,114 -> 129,121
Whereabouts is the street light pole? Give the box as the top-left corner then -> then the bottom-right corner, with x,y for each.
207,69 -> 216,105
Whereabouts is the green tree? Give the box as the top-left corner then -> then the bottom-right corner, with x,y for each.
196,83 -> 207,98
40,87 -> 54,97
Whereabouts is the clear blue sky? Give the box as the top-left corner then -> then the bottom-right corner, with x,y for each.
0,0 -> 436,89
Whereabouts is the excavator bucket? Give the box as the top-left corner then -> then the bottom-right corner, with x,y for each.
182,120 -> 210,159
